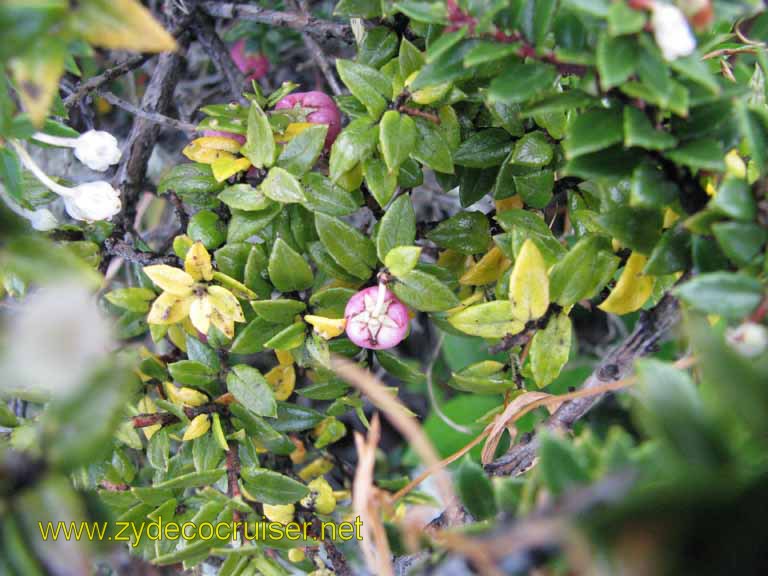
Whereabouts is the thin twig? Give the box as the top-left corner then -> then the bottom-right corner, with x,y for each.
199,1 -> 355,44
99,91 -> 197,132
191,14 -> 248,102
290,0 -> 343,96
103,238 -> 180,266
398,106 -> 441,124
63,54 -> 153,109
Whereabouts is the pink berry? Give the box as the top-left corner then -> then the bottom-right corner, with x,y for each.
230,39 -> 270,81
274,91 -> 341,148
344,284 -> 410,350
201,130 -> 246,145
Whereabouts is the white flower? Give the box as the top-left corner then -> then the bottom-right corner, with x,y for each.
1,281 -> 114,398
651,2 -> 697,61
32,129 -> 121,172
726,322 -> 768,358
63,181 -> 122,222
73,130 -> 122,172
10,140 -> 122,222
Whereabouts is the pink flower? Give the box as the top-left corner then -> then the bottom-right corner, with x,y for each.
230,39 -> 270,81
274,91 -> 341,148
344,284 -> 410,350
201,130 -> 246,145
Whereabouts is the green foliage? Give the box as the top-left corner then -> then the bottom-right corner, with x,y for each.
2,0 -> 768,574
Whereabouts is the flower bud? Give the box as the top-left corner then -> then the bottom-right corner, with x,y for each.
230,39 -> 270,81
344,284 -> 410,350
73,130 -> 122,172
274,91 -> 341,148
651,2 -> 697,61
63,181 -> 122,222
726,322 -> 768,358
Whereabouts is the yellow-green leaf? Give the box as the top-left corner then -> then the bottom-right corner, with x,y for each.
598,252 -> 655,315
530,313 -> 572,388
508,239 -> 549,322
10,37 -> 66,126
448,301 -> 524,338
76,0 -> 177,53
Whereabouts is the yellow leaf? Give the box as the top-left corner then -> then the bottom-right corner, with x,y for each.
76,0 -> 177,53
144,265 -> 195,295
411,82 -> 451,104
211,156 -> 252,182
301,477 -> 336,514
138,396 -> 161,440
278,122 -> 315,142
189,136 -> 243,153
184,242 -> 213,281
263,503 -> 295,524
10,38 -> 66,127
211,413 -> 229,451
663,207 -> 679,228
167,323 -> 188,351
495,195 -> 524,212
182,142 -> 236,164
147,292 -> 192,325
182,414 -> 211,441
508,239 -> 549,322
210,309 -> 235,339
459,246 -> 512,286
447,301 -> 524,338
265,364 -> 296,401
164,382 -> 208,407
276,349 -> 294,365
304,315 -> 347,339
298,457 -> 334,481
725,149 -> 747,179
336,162 -> 364,191
189,295 -> 213,335
207,285 -> 245,323
598,252 -> 655,315
444,290 -> 484,316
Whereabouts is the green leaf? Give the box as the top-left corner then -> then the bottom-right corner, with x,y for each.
276,124 -> 328,177
549,235 -> 620,306
709,177 -> 756,221
188,210 -> 226,250
329,118 -> 379,182
218,184 -> 273,211
384,245 -> 422,277
301,172 -> 360,216
412,117 -> 454,174
250,299 -> 306,323
264,321 -> 307,350
664,139 -> 725,172
314,416 -> 347,448
376,350 -> 426,385
675,272 -> 763,319
530,313 -> 572,388
230,403 -> 295,454
669,55 -> 720,95
426,211 -> 490,254
520,90 -> 596,118
157,163 -> 224,208
736,102 -> 766,177
315,213 -> 376,279
309,242 -> 362,283
240,467 -> 309,504
364,158 -> 398,207
154,469 -> 226,490
514,170 -> 554,208
448,301 -> 523,338
630,164 -> 679,208
453,128 -> 514,168
379,110 -> 417,173
597,34 -> 638,90
105,287 -> 156,313
391,269 -> 460,311
396,0 -> 448,23
268,238 -> 314,292
357,27 -> 398,69
538,431 -> 590,496
623,107 -> 677,150
495,209 -> 566,265
456,457 -> 497,520
273,402 -> 325,432
231,318 -> 289,354
261,166 -> 306,204
336,59 -> 390,118
712,221 -> 767,266
334,0 -> 382,18
376,194 -> 417,261
241,102 -> 275,169
226,204 -> 282,243
644,226 -> 691,276
564,108 -> 623,159
449,360 -> 516,394
0,147 -> 22,204
399,38 -> 425,79
168,360 -> 217,388
511,131 -> 553,168
597,207 -> 663,254
489,61 -> 557,104
309,287 -> 356,318
607,1 -> 645,35
464,41 -> 519,67
227,365 -> 277,418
